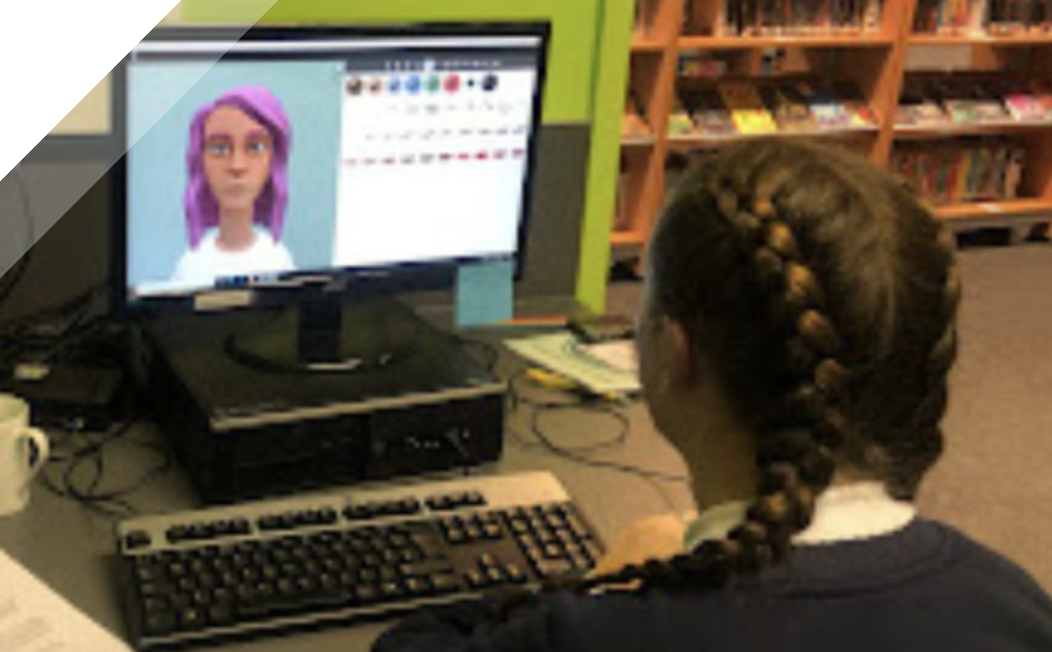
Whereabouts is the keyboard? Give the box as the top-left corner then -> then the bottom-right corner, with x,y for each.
114,471 -> 605,650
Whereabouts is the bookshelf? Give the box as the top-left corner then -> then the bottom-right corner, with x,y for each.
613,0 -> 1052,259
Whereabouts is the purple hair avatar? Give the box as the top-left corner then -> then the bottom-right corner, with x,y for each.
184,86 -> 291,249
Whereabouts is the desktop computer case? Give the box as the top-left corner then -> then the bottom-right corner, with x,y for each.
142,308 -> 506,504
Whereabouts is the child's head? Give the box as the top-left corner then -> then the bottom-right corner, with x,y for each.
184,86 -> 292,248
626,139 -> 958,591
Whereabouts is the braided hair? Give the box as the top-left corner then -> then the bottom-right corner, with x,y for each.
523,139 -> 959,603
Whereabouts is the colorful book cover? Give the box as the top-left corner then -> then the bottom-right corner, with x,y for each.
797,81 -> 848,129
970,82 -> 1010,122
718,81 -> 778,134
667,95 -> 697,136
742,0 -> 761,34
1027,80 -> 1052,119
622,92 -> 650,137
935,79 -> 978,124
953,151 -> 972,200
1002,80 -> 1045,121
862,0 -> 882,31
909,81 -> 950,126
831,81 -> 877,127
1004,145 -> 1025,198
761,84 -> 818,131
685,88 -> 738,135
895,79 -> 927,126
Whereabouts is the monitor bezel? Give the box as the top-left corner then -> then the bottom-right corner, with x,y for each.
112,22 -> 551,315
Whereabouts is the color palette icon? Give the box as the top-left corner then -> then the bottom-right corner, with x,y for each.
444,74 -> 461,93
426,75 -> 441,93
405,74 -> 422,94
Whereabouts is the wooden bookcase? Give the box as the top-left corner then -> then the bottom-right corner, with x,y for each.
614,0 -> 1052,257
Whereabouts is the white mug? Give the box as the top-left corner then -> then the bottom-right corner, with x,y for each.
0,393 -> 50,517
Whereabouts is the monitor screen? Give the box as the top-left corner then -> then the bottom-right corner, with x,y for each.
120,26 -> 548,303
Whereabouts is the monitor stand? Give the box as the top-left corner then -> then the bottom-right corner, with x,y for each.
223,290 -> 420,374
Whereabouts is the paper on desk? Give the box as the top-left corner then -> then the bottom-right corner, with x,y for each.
579,340 -> 639,374
505,332 -> 641,395
0,548 -> 133,652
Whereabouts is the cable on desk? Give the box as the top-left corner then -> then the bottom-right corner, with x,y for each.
0,283 -> 111,364
504,366 -> 690,513
40,418 -> 173,519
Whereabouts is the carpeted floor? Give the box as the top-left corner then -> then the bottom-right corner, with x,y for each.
606,242 -> 1052,592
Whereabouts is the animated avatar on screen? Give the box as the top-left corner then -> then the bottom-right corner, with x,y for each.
172,86 -> 296,283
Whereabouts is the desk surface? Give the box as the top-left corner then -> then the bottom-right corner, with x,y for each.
0,351 -> 693,652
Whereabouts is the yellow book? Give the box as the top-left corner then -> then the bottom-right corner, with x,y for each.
954,150 -> 971,201
718,81 -> 777,134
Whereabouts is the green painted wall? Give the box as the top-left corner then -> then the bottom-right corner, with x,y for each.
183,0 -> 633,312
576,0 -> 634,312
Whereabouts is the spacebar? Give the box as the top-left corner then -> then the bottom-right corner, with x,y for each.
238,590 -> 353,620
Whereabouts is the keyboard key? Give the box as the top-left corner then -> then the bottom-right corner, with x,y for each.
400,560 -> 454,577
504,563 -> 527,584
431,574 -> 461,594
535,558 -> 574,579
483,523 -> 503,540
144,611 -> 176,636
405,577 -> 431,595
355,584 -> 380,603
178,607 -> 206,630
484,567 -> 505,585
207,603 -> 235,626
380,582 -> 404,599
125,531 -> 152,551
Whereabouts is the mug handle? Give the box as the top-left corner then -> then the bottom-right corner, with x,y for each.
19,427 -> 50,476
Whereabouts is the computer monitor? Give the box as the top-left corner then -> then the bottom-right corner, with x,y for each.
114,24 -> 549,368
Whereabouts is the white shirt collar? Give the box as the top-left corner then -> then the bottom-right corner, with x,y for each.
683,482 -> 916,552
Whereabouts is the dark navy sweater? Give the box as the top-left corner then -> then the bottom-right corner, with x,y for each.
373,520 -> 1052,652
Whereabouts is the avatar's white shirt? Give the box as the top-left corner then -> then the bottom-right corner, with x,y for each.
172,226 -> 295,284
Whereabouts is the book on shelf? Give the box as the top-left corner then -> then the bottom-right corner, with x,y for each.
932,78 -> 978,124
623,91 -> 651,139
892,138 -> 1026,205
1028,80 -> 1052,119
796,81 -> 851,129
682,88 -> 738,135
761,84 -> 819,131
895,78 -> 951,126
710,0 -> 883,36
988,0 -> 1052,34
718,81 -> 778,134
996,79 -> 1048,121
668,80 -> 875,138
912,0 -> 986,34
830,81 -> 879,127
668,95 -> 698,136
970,83 -> 1011,122
633,0 -> 657,39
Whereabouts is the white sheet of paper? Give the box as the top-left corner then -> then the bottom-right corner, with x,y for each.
0,548 -> 133,652
579,340 -> 639,374
505,332 -> 641,395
